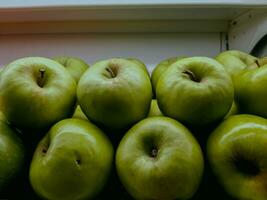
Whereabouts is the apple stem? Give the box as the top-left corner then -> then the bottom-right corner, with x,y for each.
106,67 -> 116,78
37,68 -> 46,87
255,60 -> 260,68
182,69 -> 198,82
39,68 -> 45,78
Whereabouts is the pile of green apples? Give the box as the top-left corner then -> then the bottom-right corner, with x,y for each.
0,50 -> 267,200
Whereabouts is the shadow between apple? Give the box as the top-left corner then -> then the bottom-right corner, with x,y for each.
187,119 -> 235,200
0,126 -> 48,200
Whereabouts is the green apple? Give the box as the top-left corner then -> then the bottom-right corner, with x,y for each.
126,57 -> 149,75
116,116 -> 203,200
147,99 -> 163,117
156,57 -> 234,126
0,120 -> 25,190
0,57 -> 76,130
72,105 -> 88,121
0,111 -> 7,123
215,51 -> 252,120
224,101 -> 238,119
77,58 -> 152,131
53,56 -> 89,82
30,118 -> 113,200
215,50 -> 257,77
246,57 -> 267,70
151,56 -> 185,92
207,114 -> 267,200
234,60 -> 267,118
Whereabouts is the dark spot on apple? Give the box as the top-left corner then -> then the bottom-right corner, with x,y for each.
76,159 -> 81,165
233,154 -> 260,177
42,148 -> 47,154
182,69 -> 200,82
40,137 -> 50,156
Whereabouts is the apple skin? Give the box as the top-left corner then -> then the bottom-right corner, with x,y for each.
72,105 -> 88,121
77,58 -> 152,131
116,117 -> 204,200
215,51 -> 255,120
0,120 -> 25,190
147,99 -> 163,117
126,58 -> 149,76
224,101 -> 238,119
207,114 -> 267,200
151,56 -> 185,92
0,111 -> 7,123
29,118 -> 113,200
234,62 -> 267,118
53,56 -> 89,82
0,57 -> 77,130
215,50 -> 257,77
156,57 -> 234,126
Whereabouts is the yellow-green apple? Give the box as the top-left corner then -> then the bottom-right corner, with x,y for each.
215,51 -> 253,119
224,101 -> 238,119
116,117 -> 204,200
29,118 -> 113,200
72,105 -> 88,121
0,67 -> 4,74
147,99 -> 163,117
0,57 -> 76,130
234,59 -> 267,118
215,50 -> 257,77
156,57 -> 234,126
0,120 -> 25,190
77,58 -> 152,131
151,56 -> 185,92
53,56 -> 89,82
126,57 -> 149,75
0,111 -> 6,123
207,114 -> 267,200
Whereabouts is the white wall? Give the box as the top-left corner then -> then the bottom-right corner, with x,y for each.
0,33 -> 221,73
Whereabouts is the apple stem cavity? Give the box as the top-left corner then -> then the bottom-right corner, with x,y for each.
106,67 -> 116,78
151,148 -> 158,158
182,69 -> 199,82
233,155 -> 260,177
255,60 -> 260,68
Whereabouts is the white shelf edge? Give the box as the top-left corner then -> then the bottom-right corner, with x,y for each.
229,9 -> 267,53
0,20 -> 229,35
